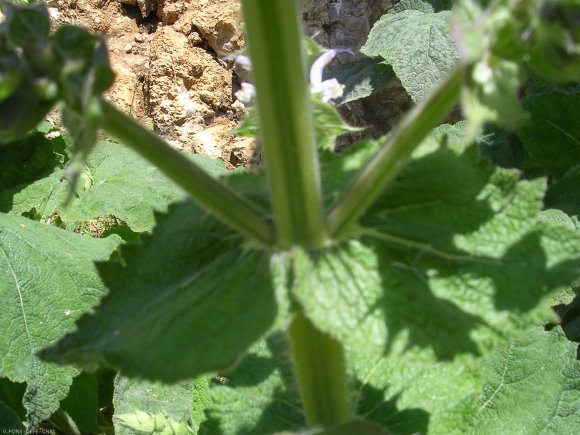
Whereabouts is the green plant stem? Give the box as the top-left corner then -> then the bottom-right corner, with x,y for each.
326,67 -> 464,239
242,0 -> 326,248
289,312 -> 351,428
100,100 -> 274,246
49,410 -> 80,435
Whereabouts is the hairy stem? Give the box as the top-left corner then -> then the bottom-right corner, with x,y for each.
100,101 -> 275,246
289,313 -> 351,428
326,68 -> 464,239
242,0 -> 326,248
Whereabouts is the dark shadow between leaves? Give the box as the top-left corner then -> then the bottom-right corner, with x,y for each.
367,226 -> 580,361
355,382 -> 430,435
351,139 -> 580,361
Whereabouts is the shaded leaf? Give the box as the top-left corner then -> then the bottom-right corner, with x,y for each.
0,123 -> 70,217
471,327 -> 580,433
361,2 -> 459,101
324,57 -> 393,104
40,200 -> 290,382
0,399 -> 25,432
0,213 -> 119,426
518,90 -> 580,179
60,372 -> 100,434
296,123 -> 580,361
545,166 -> 580,223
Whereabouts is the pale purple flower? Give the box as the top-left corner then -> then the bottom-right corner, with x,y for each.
310,49 -> 346,103
235,82 -> 256,104
235,55 -> 252,70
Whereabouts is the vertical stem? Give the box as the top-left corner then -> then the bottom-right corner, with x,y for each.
289,313 -> 351,428
242,0 -> 326,248
326,68 -> 464,239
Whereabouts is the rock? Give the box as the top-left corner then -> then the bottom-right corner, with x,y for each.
145,26 -> 233,140
189,0 -> 244,54
134,33 -> 145,43
157,0 -> 187,25
124,43 -> 133,53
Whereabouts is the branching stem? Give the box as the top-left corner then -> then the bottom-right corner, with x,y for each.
326,68 -> 464,239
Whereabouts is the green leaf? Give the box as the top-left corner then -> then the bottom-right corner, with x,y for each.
350,351 -> 480,434
200,332 -> 478,435
518,90 -> 580,179
0,399 -> 25,432
361,2 -> 459,102
61,140 -> 227,232
40,200 -> 290,382
311,100 -> 362,151
471,327 -> 580,433
0,378 -> 25,421
60,372 -> 100,434
295,123 -> 580,360
1,2 -> 50,47
545,166 -> 580,223
0,123 -> 70,217
199,333 -> 305,434
324,57 -> 393,104
192,377 -> 212,430
0,213 -> 119,426
462,57 -> 528,139
114,377 -> 196,435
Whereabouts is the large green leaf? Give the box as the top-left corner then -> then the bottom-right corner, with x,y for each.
518,90 -> 580,179
471,327 -> 580,433
0,126 -> 227,232
114,377 -> 196,435
40,200 -> 290,382
200,331 -> 479,435
297,123 -> 580,360
0,213 -> 119,426
361,0 -> 458,102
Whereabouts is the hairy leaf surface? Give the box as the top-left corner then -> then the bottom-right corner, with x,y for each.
361,0 -> 458,101
518,90 -> 580,179
40,200 -> 290,381
297,123 -> 580,360
471,327 -> 580,433
350,351 -> 480,434
0,214 -> 119,426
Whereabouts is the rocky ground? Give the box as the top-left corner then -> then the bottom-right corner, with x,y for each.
28,1 -> 407,166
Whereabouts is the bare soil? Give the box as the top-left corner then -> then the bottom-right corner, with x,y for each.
47,0 -> 256,167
